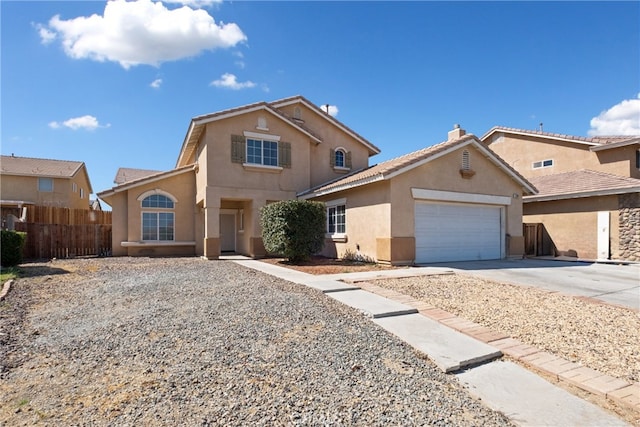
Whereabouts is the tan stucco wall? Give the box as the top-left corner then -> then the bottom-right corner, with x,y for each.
486,134 -> 637,179
277,103 -> 373,186
188,105 -> 375,259
1,171 -> 92,210
524,195 -> 620,259
310,143 -> 527,264
103,171 -> 196,257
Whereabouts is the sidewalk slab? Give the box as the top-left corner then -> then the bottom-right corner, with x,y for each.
456,361 -> 629,427
319,267 -> 454,283
327,289 -> 418,318
373,313 -> 502,373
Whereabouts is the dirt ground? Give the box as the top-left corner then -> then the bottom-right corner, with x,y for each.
260,255 -> 399,275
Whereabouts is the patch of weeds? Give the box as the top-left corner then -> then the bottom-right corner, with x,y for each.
0,266 -> 20,283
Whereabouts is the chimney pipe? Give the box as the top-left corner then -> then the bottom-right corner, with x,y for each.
448,124 -> 466,141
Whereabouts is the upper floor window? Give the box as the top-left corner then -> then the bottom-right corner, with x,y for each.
247,138 -> 278,166
636,149 -> 640,169
330,147 -> 351,170
80,188 -> 85,199
335,149 -> 346,168
532,159 -> 553,169
38,177 -> 53,192
72,182 -> 78,193
142,194 -> 174,208
231,133 -> 291,169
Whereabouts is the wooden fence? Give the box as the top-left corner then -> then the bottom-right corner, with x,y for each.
16,223 -> 112,259
523,223 -> 555,257
8,206 -> 112,260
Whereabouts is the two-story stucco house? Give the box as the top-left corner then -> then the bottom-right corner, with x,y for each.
98,96 -> 536,264
1,155 -> 94,226
482,127 -> 640,261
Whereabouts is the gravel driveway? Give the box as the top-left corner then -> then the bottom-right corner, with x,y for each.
0,257 -> 513,426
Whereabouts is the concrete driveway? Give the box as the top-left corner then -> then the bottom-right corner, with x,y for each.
422,258 -> 640,310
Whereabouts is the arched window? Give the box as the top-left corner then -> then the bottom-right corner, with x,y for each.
139,192 -> 175,241
142,194 -> 174,208
335,149 -> 346,168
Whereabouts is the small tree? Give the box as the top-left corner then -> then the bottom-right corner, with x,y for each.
260,200 -> 326,263
1,230 -> 26,267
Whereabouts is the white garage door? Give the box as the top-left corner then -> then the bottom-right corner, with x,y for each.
415,202 -> 502,263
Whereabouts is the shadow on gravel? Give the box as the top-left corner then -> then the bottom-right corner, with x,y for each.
18,264 -> 70,278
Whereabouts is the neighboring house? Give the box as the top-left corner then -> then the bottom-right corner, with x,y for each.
98,96 -> 535,264
481,127 -> 640,261
1,155 -> 94,226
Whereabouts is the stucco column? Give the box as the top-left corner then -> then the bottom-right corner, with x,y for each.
203,203 -> 220,260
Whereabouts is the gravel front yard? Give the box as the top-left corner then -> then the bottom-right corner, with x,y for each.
370,273 -> 640,385
0,257 -> 513,426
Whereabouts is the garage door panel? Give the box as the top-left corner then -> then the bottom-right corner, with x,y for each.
415,202 -> 502,263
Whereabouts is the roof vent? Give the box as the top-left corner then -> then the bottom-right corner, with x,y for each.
448,124 -> 466,141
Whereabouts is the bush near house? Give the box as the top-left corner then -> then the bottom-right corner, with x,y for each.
1,230 -> 26,267
260,200 -> 326,263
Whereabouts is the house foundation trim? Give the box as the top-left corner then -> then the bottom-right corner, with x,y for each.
121,241 -> 196,247
411,188 -> 512,206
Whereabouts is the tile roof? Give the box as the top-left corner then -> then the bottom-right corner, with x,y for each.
114,167 -> 163,184
98,164 -> 196,200
525,170 -> 640,201
0,155 -> 85,178
299,134 -> 536,198
176,95 -> 380,167
482,126 -> 640,148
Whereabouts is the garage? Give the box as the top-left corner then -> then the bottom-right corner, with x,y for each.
415,201 -> 503,263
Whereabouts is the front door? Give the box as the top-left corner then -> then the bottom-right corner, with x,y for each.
220,213 -> 236,252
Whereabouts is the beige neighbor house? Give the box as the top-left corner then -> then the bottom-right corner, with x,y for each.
0,155 -> 94,227
98,96 -> 535,264
481,127 -> 640,261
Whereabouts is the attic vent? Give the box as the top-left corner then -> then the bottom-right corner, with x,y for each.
459,150 -> 475,179
462,150 -> 471,170
257,117 -> 268,130
293,107 -> 302,120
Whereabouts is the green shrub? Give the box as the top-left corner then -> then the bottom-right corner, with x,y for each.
1,230 -> 26,267
260,200 -> 326,263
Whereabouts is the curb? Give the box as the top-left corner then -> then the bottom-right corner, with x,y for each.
357,281 -> 640,415
0,279 -> 14,301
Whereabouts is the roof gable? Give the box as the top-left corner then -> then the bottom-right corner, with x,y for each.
176,96 -> 380,167
114,167 -> 163,185
482,126 -> 640,150
299,134 -> 536,198
98,164 -> 196,201
269,95 -> 381,156
0,155 -> 93,193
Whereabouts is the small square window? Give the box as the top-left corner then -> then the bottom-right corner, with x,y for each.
38,177 -> 53,192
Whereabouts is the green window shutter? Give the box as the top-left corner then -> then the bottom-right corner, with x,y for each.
231,134 -> 246,163
330,148 -> 336,167
346,151 -> 352,168
279,141 -> 291,168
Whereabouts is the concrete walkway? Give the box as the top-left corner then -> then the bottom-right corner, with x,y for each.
232,259 -> 631,426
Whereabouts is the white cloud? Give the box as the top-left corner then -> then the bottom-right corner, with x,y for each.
588,93 -> 640,136
49,115 -> 109,131
38,0 -> 246,69
150,78 -> 163,88
210,73 -> 256,90
34,23 -> 56,44
319,104 -> 339,117
164,0 -> 222,8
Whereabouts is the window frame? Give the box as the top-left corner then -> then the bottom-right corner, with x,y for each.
141,211 -> 175,241
335,149 -> 346,168
532,159 -> 554,169
325,198 -> 347,240
38,177 -> 53,192
246,138 -> 279,167
139,192 -> 177,242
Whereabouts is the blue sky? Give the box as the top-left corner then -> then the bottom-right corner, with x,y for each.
2,1 -> 639,203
